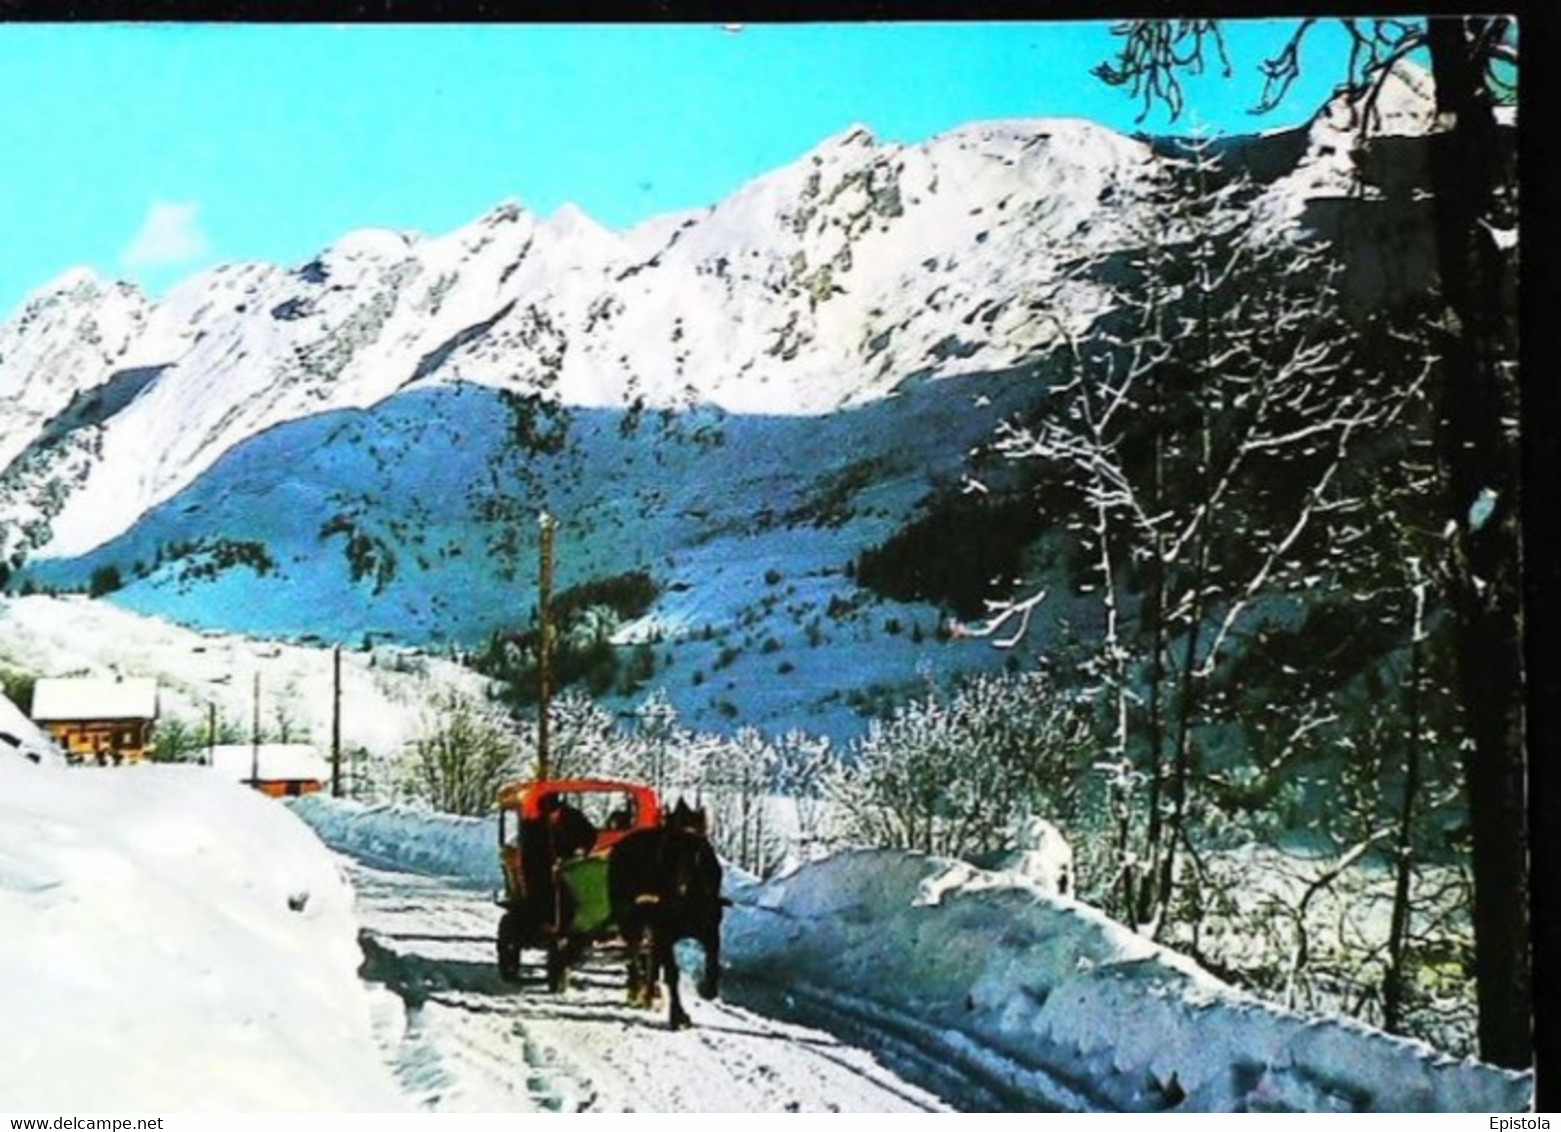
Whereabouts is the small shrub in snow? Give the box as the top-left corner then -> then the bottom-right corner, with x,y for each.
400,688 -> 518,817
827,671 -> 1091,862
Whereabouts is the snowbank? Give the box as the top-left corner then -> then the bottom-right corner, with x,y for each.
288,794 -> 1532,1113
0,690 -> 64,766
290,793 -> 501,889
0,760 -> 405,1111
725,850 -> 1534,1113
968,814 -> 1074,895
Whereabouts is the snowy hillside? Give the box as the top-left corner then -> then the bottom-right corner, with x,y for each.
0,757 -> 405,1111
24,367 -> 1058,736
289,793 -> 1535,1113
0,593 -> 489,765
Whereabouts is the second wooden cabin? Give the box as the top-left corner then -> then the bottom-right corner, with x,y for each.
208,743 -> 330,797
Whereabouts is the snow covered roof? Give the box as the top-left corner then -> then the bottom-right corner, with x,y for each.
208,743 -> 330,784
0,693 -> 64,766
30,675 -> 159,722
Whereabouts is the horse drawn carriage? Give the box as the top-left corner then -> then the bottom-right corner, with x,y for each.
494,776 -> 727,1029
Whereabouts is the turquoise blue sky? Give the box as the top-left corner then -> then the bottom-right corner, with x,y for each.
0,21 -> 1354,319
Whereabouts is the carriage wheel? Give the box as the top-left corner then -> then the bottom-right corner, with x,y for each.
496,911 -> 523,983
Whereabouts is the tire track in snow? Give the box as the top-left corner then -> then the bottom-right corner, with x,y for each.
344,858 -> 951,1112
728,978 -> 1104,1112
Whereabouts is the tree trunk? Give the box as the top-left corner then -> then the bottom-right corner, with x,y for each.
1152,598 -> 1205,935
1383,623 -> 1425,1034
1137,383 -> 1171,929
1139,540 -> 1169,928
1425,17 -> 1529,1071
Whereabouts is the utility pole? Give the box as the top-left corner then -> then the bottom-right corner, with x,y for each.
250,670 -> 261,787
331,646 -> 343,797
537,512 -> 554,780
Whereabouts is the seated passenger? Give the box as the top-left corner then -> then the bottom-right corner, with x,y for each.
543,794 -> 598,858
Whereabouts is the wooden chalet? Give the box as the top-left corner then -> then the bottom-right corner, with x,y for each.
208,743 -> 330,798
30,676 -> 160,765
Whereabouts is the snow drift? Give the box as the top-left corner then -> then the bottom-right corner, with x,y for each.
724,850 -> 1533,1113
289,794 -> 1532,1113
0,689 -> 63,766
0,759 -> 404,1111
292,793 -> 500,888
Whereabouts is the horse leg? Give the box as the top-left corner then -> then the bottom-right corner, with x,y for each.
622,928 -> 648,1007
557,933 -> 590,993
692,904 -> 723,1001
545,939 -> 568,993
697,924 -> 721,1001
646,945 -> 664,1007
624,940 -> 640,1006
662,933 -> 691,1030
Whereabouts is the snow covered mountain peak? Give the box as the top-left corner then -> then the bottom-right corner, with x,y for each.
32,264 -> 113,300
480,197 -> 527,226
321,225 -> 422,267
819,122 -> 876,149
0,106 -> 1415,565
540,200 -> 600,233
0,267 -> 151,471
1257,59 -> 1441,224
1311,59 -> 1438,142
6,265 -> 146,333
535,201 -> 619,265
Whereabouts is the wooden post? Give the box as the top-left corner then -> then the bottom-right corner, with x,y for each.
250,670 -> 261,787
537,512 -> 554,781
331,645 -> 343,798
206,702 -> 215,767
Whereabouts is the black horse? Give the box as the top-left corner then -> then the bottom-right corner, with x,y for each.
607,800 -> 726,1030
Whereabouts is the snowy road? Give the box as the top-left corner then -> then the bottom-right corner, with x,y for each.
344,859 -> 956,1112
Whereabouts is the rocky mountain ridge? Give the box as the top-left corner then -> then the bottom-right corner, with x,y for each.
0,70 -> 1455,736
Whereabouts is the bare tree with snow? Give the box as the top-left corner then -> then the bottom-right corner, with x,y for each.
401,687 -> 520,817
988,140 -> 1399,935
827,671 -> 1090,862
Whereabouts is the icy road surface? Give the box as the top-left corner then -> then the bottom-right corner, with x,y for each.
345,859 -> 954,1113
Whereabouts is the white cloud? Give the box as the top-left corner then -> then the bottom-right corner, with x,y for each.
120,201 -> 210,270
